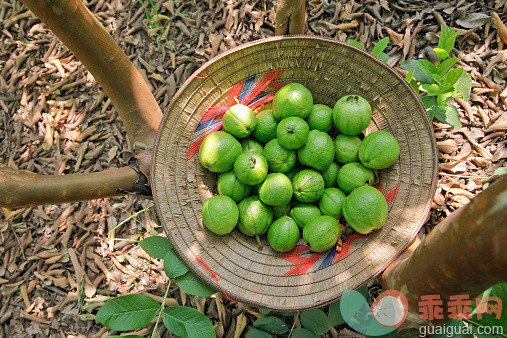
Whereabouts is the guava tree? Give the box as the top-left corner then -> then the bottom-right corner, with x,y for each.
1,0 -> 505,329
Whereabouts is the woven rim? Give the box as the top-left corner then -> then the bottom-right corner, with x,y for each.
151,36 -> 438,311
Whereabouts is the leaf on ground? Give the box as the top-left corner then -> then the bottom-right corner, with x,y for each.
162,306 -> 215,338
174,271 -> 216,297
441,68 -> 464,90
468,283 -> 507,335
347,39 -> 365,50
139,236 -> 172,259
437,57 -> 458,76
456,13 -> 491,29
434,104 -> 462,129
244,329 -> 274,338
438,26 -> 461,53
371,37 -> 389,56
417,59 -> 438,77
454,71 -> 473,101
292,327 -> 320,338
163,247 -> 188,278
253,316 -> 288,334
401,60 -> 434,84
300,309 -> 331,335
95,294 -> 159,331
328,300 -> 345,326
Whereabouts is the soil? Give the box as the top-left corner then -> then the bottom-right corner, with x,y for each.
0,0 -> 506,337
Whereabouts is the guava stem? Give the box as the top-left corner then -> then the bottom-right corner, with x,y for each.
256,235 -> 263,248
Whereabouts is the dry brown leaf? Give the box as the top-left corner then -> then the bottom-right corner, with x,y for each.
319,19 -> 359,31
437,139 -> 459,153
385,27 -> 403,47
485,112 -> 507,132
440,160 -> 467,173
233,312 -> 247,338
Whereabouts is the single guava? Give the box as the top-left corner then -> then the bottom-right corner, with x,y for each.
303,215 -> 341,252
237,196 -> 274,236
222,104 -> 257,138
297,130 -> 335,170
233,151 -> 269,185
217,171 -> 251,203
267,216 -> 300,252
319,187 -> 347,219
201,195 -> 239,235
276,117 -> 310,149
198,131 -> 242,173
292,169 -> 325,203
258,173 -> 293,206
333,95 -> 372,135
342,186 -> 388,234
263,139 -> 296,173
272,83 -> 314,120
290,203 -> 322,229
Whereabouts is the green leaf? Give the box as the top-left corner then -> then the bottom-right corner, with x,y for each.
108,336 -> 145,338
357,285 -> 369,299
163,247 -> 188,278
432,74 -> 443,84
493,167 -> 507,176
371,37 -> 389,56
435,320 -> 474,338
174,271 -> 216,297
328,300 -> 345,326
162,306 -> 215,338
468,283 -> 507,335
245,329 -> 274,338
95,295 -> 159,331
417,59 -> 438,77
434,104 -> 462,129
133,141 -> 148,149
409,79 -> 420,94
300,309 -> 331,335
434,47 -> 449,60
347,39 -> 365,50
438,26 -> 461,53
437,57 -> 458,76
420,96 -> 439,119
258,308 -> 293,316
378,52 -> 389,63
292,327 -> 320,338
139,236 -> 172,259
253,316 -> 288,334
401,60 -> 434,84
405,69 -> 415,82
441,68 -> 464,90
454,71 -> 472,101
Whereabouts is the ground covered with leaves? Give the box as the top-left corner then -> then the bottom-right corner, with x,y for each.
0,0 -> 506,336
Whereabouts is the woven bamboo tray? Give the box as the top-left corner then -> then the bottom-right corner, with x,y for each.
151,36 -> 438,311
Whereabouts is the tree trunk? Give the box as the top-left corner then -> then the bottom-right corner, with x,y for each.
19,0 -> 163,174
381,175 -> 507,324
0,0 -> 165,209
0,164 -> 139,209
275,0 -> 306,35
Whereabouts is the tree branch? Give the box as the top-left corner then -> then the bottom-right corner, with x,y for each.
381,175 -> 507,322
0,164 -> 139,209
19,0 -> 163,158
275,0 -> 306,35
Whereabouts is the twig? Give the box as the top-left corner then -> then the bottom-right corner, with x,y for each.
151,280 -> 172,338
